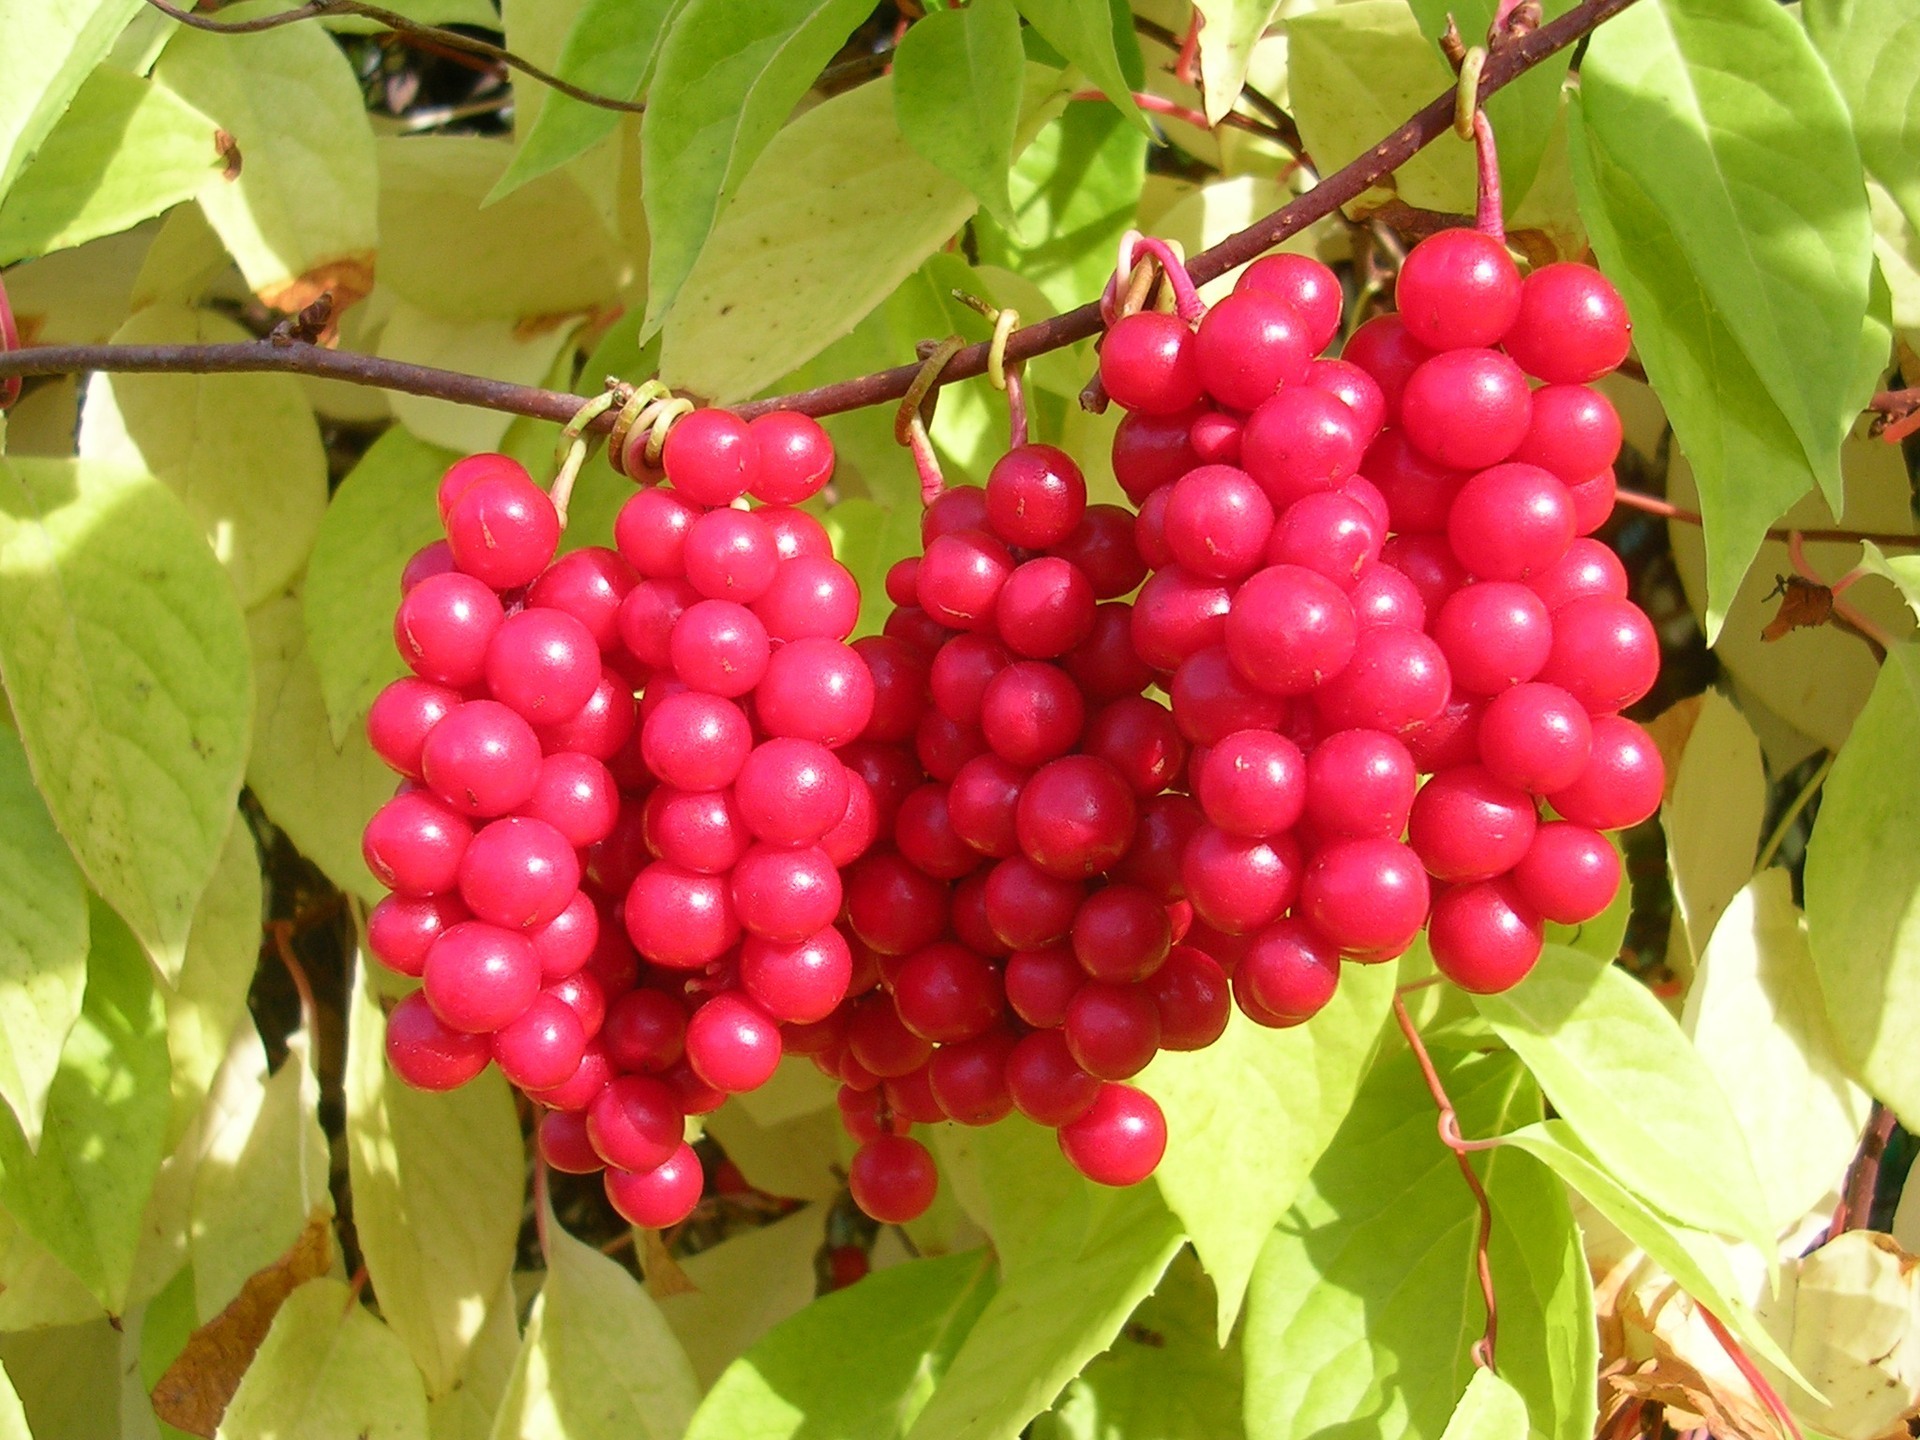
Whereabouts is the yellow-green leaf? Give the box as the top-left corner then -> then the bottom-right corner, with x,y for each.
492,1209 -> 700,1440
0,725 -> 88,1148
164,815 -> 264,1142
246,591 -> 393,903
1142,961 -> 1393,1338
659,1203 -> 827,1388
1662,689 -> 1765,970
379,302 -> 585,455
0,0 -> 143,199
1438,1368 -> 1530,1440
214,1278 -> 429,1440
79,304 -> 328,608
659,66 -> 1071,403
0,897 -> 169,1313
153,18 -> 377,310
1683,870 -> 1872,1232
346,955 -> 522,1397
0,65 -> 218,265
0,458 -> 252,975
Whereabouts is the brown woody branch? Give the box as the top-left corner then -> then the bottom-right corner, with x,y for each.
1,0 -> 1638,423
140,0 -> 647,113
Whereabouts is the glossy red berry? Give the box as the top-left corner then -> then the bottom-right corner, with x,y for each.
1100,311 -> 1204,414
849,1135 -> 939,1223
1058,1084 -> 1166,1186
1394,229 -> 1523,350
1502,263 -> 1631,383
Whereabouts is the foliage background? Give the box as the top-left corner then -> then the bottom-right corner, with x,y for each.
1,0 -> 1919,1437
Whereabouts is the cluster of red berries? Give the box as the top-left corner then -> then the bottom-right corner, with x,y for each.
360,227 -> 1662,1233
362,410 -> 873,1230
1095,232 -> 1659,1006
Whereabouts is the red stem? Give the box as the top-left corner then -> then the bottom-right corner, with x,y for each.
1612,487 -> 1920,549
1698,1306 -> 1805,1440
1394,992 -> 1499,1369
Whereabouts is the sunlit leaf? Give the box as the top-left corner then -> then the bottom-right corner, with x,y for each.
687,1249 -> 997,1440
0,0 -> 143,200
304,428 -> 457,744
1141,962 -> 1393,1338
380,302 -> 585,456
79,304 -> 328,609
1011,0 -> 1148,133
0,897 -> 168,1313
153,19 -> 377,312
904,1186 -> 1185,1440
214,1278 -> 428,1440
1473,945 -> 1774,1249
492,1208 -> 700,1440
1192,1 -> 1284,127
1437,1368 -> 1530,1440
1804,641 -> 1920,1131
1662,689 -> 1765,970
0,458 -> 251,975
894,0 -> 1026,230
1683,870 -> 1872,1231
1805,0 -> 1920,239
163,817 -> 263,1143
0,66 -> 218,265
660,1203 -> 827,1389
661,67 -> 1071,402
0,726 -> 88,1148
378,136 -> 625,322
345,955 -> 521,1396
491,0 -> 679,202
639,0 -> 877,338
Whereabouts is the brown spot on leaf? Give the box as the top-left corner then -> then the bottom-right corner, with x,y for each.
150,1209 -> 334,1438
259,257 -> 375,335
1642,695 -> 1703,804
214,130 -> 242,182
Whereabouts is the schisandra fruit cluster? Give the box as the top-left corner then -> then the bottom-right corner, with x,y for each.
360,228 -> 1662,1231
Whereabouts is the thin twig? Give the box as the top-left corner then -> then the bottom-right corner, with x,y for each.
1394,993 -> 1499,1370
1130,12 -> 1304,152
1613,488 -> 1920,550
1833,1102 -> 1897,1235
1070,89 -> 1293,145
0,0 -> 1642,425
1697,1307 -> 1805,1440
1754,751 -> 1834,871
140,0 -> 648,113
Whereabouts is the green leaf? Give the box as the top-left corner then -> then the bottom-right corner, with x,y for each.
215,1277 -> 429,1440
1033,1250 -> 1244,1440
1804,641 -> 1920,1131
491,0 -> 679,202
1401,0 -> 1575,204
428,1276 -> 520,1440
1192,1 -> 1283,127
378,136 -> 625,322
380,302 -> 586,455
1859,538 -> 1920,625
702,1092 -> 844,1203
0,1208 -> 104,1331
904,1186 -> 1185,1440
660,66 -> 1070,402
0,896 -> 169,1313
0,1316 -> 122,1438
1683,870 -> 1873,1232
152,18 -> 377,310
345,955 -> 522,1397
934,1115 -> 1087,1278
1805,0 -> 1920,239
493,1209 -> 701,1440
1285,2 -> 1474,215
0,66 -> 218,265
1472,944 -> 1773,1248
973,100 -> 1148,313
687,1249 -> 996,1440
245,592 -> 395,905
638,0 -> 877,339
1662,689 -> 1766,970
163,816 -> 263,1142
0,0 -> 142,200
894,0 -> 1026,230
659,1203 -> 827,1389
0,725 -> 88,1147
1438,1369 -> 1529,1440
1011,0 -> 1148,133
1494,1119 -> 1812,1391
191,1031 -> 332,1322
79,304 -> 328,609
1141,961 -> 1393,1338
0,1359 -> 29,1440
1483,1140 -> 1596,1440
1242,1050 -> 1567,1440
0,458 -> 252,975
305,428 -> 457,743
1578,0 -> 1873,521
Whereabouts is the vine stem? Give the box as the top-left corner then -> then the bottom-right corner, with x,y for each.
1831,1102 -> 1897,1235
0,0 -> 1644,423
1696,1306 -> 1805,1440
138,0 -> 648,113
1392,992 -> 1500,1370
1612,487 -> 1920,550
1753,750 -> 1834,871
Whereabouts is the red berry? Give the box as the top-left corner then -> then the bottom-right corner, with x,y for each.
1058,1084 -> 1166,1186
929,1030 -> 1018,1126
1511,822 -> 1621,924
1144,944 -> 1231,1049
731,843 -> 843,943
849,1135 -> 939,1223
1236,252 -> 1342,351
421,699 -> 541,818
1408,765 -> 1538,883
1502,263 -> 1631,383
1536,595 -> 1660,714
756,637 -> 874,747
663,409 -> 755,506
1111,408 -> 1201,501
445,474 -> 558,590
686,992 -> 782,1092
1479,683 -> 1594,795
367,677 -> 460,780
385,991 -> 490,1090
1341,314 -> 1432,422
1015,754 -> 1138,879
1196,730 -> 1306,838
1299,838 -> 1430,961
395,572 -> 503,688
1431,582 -> 1554,695
615,488 -> 699,578
747,411 -> 834,503
1429,879 -> 1544,992
1101,311 -> 1203,414
1394,229 -> 1523,350
1448,461 -> 1581,580
491,992 -> 586,1090
1224,565 -> 1357,697
368,892 -> 467,978
1510,385 -> 1622,485
1544,715 -> 1663,830
1401,350 -> 1532,470
1235,917 -> 1342,1025
624,862 -> 739,968
1071,885 -> 1173,983
684,508 -> 778,602
1064,979 -> 1161,1079
363,789 -> 471,896
986,444 -> 1087,547
605,1143 -> 704,1228
1195,290 -> 1312,410
1303,728 -> 1417,839
740,927 -> 852,1024
1182,826 -> 1301,935
423,921 -> 540,1033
